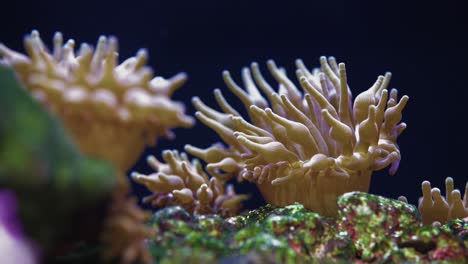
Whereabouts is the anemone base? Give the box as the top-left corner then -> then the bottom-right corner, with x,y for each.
256,170 -> 372,217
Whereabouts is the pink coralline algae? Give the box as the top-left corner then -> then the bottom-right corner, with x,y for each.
0,190 -> 38,264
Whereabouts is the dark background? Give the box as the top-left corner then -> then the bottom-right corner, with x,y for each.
1,0 -> 467,209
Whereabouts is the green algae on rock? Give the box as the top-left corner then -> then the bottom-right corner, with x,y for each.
337,191 -> 422,261
149,203 -> 354,263
442,218 -> 468,248
398,225 -> 467,262
146,192 -> 466,263
337,192 -> 467,262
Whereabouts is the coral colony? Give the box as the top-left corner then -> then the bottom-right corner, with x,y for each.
0,31 -> 467,263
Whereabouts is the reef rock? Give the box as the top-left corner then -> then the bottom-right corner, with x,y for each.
337,191 -> 422,261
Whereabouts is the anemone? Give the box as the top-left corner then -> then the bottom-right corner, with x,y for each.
401,177 -> 468,225
0,30 -> 194,172
176,57 -> 408,217
132,150 -> 249,217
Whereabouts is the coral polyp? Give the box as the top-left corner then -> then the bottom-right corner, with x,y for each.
132,150 -> 249,216
183,57 -> 408,217
0,30 -> 194,171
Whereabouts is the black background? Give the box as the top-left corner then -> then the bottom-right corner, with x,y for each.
1,0 -> 467,209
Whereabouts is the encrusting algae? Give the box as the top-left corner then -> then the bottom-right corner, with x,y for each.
135,57 -> 409,217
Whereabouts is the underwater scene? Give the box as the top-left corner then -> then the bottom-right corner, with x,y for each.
1,1 -> 467,263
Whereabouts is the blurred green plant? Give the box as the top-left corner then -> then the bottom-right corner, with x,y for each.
0,65 -> 116,253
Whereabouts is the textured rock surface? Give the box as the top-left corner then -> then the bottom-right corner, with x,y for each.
147,192 -> 467,263
337,191 -> 422,261
442,218 -> 468,249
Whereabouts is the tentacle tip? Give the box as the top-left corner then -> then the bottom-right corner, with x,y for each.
136,48 -> 148,59
97,35 -> 107,43
422,181 -> 431,188
236,135 -> 247,142
451,189 -> 461,199
30,29 -> 40,37
146,155 -> 156,162
176,71 -> 188,79
53,31 -> 63,39
431,187 -> 441,196
191,96 -> 201,103
270,178 -> 283,186
183,144 -> 193,150
130,172 -> 140,179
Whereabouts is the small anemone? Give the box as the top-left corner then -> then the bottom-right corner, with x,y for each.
132,150 -> 249,217
401,177 -> 468,225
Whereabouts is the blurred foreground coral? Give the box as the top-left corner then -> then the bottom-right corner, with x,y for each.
0,30 -> 194,172
0,30 -> 196,264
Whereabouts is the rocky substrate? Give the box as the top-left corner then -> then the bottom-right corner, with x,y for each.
150,192 -> 467,263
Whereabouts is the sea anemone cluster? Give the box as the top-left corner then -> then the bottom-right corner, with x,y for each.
135,57 -> 408,217
399,177 -> 468,225
132,150 -> 249,217
0,30 -> 194,172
